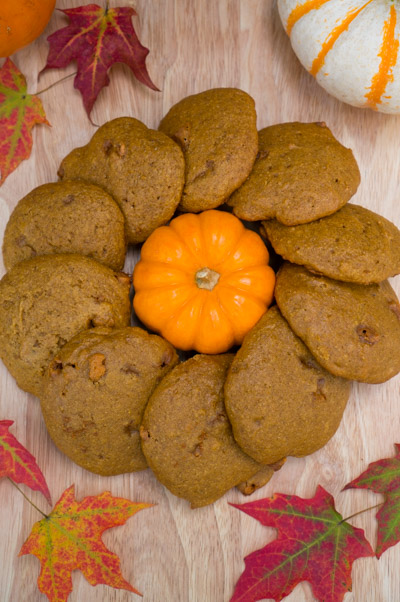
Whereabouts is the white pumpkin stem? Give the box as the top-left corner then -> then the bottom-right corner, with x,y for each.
195,267 -> 220,290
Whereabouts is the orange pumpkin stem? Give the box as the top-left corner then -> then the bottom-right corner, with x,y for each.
195,267 -> 220,291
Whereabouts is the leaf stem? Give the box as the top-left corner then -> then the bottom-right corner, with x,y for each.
7,478 -> 48,518
105,0 -> 110,14
36,72 -> 77,96
342,501 -> 384,523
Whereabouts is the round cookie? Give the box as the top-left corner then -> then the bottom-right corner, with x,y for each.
0,254 -> 131,396
275,262 -> 400,384
2,181 -> 126,271
159,88 -> 258,213
140,354 -> 264,508
224,307 -> 350,465
228,122 -> 360,224
262,203 -> 400,284
58,117 -> 185,244
40,327 -> 178,476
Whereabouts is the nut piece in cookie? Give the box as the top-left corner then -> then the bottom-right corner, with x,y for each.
228,122 -> 360,224
159,88 -> 258,213
275,262 -> 400,383
224,306 -> 350,465
2,181 -> 126,271
140,354 -> 264,508
40,327 -> 178,476
262,203 -> 400,284
58,117 -> 185,244
0,254 -> 131,396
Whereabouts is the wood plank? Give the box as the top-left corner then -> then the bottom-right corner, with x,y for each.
0,1 -> 399,600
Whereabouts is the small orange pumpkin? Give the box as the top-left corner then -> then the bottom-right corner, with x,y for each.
0,0 -> 56,58
133,210 -> 275,354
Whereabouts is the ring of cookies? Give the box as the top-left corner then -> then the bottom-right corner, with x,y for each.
2,88 -> 400,508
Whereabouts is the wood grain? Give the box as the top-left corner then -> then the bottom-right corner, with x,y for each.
1,1 -> 400,600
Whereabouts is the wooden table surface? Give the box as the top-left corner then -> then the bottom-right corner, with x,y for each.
1,1 -> 400,601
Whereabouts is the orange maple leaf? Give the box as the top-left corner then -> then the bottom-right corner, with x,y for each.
0,58 -> 50,185
19,485 -> 151,601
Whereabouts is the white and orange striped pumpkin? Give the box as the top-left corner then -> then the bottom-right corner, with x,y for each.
278,0 -> 400,113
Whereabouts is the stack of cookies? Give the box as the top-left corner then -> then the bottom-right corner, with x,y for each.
1,88 -> 400,508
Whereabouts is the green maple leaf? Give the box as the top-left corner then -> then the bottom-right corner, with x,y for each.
345,443 -> 400,557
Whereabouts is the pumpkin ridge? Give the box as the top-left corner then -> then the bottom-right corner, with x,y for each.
217,284 -> 268,310
365,5 -> 399,109
169,217 -> 208,266
219,264 -> 271,275
134,282 -> 195,291
217,282 -> 272,305
198,209 -> 244,269
213,291 -> 238,338
310,0 -> 374,77
140,259 -> 195,280
193,292 -> 236,352
286,0 -> 331,36
161,290 -> 205,347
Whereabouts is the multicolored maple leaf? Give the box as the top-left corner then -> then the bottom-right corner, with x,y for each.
20,485 -> 151,602
345,443 -> 400,558
230,485 -> 374,602
43,4 -> 159,118
0,58 -> 49,185
0,419 -> 51,504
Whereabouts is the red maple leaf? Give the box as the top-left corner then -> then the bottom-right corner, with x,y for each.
344,443 -> 400,558
0,58 -> 50,185
0,419 -> 51,504
230,486 -> 374,602
20,485 -> 152,601
43,4 -> 159,118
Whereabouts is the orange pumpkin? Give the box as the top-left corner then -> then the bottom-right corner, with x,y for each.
0,0 -> 56,58
133,210 -> 275,354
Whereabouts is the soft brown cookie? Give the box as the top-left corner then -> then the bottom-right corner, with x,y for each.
159,88 -> 258,213
2,181 -> 126,271
224,307 -> 350,465
228,122 -> 360,224
262,203 -> 400,284
58,117 -> 185,244
236,459 -> 286,495
40,327 -> 178,476
140,354 -> 264,508
275,262 -> 400,383
0,254 -> 131,396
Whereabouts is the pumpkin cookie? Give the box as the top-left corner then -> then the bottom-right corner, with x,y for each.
237,459 -> 286,495
262,204 -> 400,284
228,122 -> 360,224
224,307 -> 350,465
0,254 -> 131,396
58,117 -> 185,244
140,354 -> 264,508
159,88 -> 258,212
275,262 -> 400,383
2,181 -> 126,271
40,327 -> 178,476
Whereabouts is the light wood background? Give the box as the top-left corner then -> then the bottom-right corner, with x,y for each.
1,1 -> 400,601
